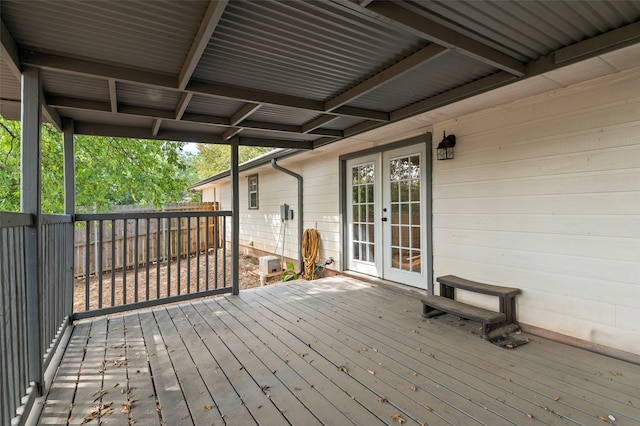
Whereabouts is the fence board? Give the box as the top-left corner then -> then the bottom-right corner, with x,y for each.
74,207 -> 222,278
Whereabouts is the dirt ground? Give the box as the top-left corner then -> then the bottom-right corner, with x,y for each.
73,253 -> 283,313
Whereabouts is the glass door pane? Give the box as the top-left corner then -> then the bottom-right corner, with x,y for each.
388,154 -> 421,273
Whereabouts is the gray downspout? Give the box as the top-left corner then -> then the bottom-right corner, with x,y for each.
271,159 -> 303,273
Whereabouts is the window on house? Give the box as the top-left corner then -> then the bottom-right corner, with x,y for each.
248,174 -> 259,209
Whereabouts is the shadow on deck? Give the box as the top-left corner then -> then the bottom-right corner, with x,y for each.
37,277 -> 639,425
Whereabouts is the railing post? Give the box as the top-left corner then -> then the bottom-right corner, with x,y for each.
230,138 -> 239,295
21,66 -> 43,396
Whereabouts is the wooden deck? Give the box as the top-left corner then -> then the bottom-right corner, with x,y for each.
38,276 -> 639,425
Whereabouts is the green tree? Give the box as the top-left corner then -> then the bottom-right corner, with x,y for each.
195,144 -> 273,179
0,117 -> 198,213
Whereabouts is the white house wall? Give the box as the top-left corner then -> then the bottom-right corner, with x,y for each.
432,67 -> 640,355
200,65 -> 640,355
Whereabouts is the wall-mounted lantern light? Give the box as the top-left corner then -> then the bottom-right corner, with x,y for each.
437,132 -> 456,160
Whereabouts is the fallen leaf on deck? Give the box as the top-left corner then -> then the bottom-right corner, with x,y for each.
379,397 -> 387,403
505,377 -> 511,382
113,382 -> 119,388
203,405 -> 212,410
261,385 -> 270,392
553,396 -> 560,401
527,413 -> 533,419
337,365 -> 349,373
367,369 -> 375,375
425,406 -> 433,412
390,413 -> 406,424
411,385 -> 417,392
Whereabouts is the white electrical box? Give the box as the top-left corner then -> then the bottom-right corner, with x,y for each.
259,255 -> 281,274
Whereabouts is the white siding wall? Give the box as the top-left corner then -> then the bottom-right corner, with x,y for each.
432,68 -> 640,354
199,66 -> 640,355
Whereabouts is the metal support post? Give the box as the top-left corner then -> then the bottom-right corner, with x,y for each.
21,66 -> 43,396
63,118 -> 75,317
230,138 -> 240,295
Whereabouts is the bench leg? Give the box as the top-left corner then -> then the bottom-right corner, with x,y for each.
422,304 -> 445,319
440,284 -> 454,299
500,297 -> 517,324
481,323 -> 491,340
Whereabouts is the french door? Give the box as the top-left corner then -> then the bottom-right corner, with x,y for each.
346,144 -> 428,288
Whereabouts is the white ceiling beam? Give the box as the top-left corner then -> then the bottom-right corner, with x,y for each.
366,2 -> 526,77
108,78 -> 118,113
325,44 -> 447,112
21,51 -> 389,122
178,0 -> 228,90
230,102 -> 262,125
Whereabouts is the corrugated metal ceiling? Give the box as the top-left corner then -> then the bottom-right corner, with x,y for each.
43,73 -> 110,102
194,0 -> 424,100
1,0 -> 639,148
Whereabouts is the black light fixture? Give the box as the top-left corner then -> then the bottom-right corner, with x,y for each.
437,131 -> 456,160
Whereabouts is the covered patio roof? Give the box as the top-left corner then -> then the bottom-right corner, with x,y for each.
2,0 -> 640,149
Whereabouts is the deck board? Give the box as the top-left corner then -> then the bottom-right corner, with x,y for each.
279,281 -> 550,425
40,276 -> 640,426
249,282 -> 485,425
296,279 -> 617,425
211,296 -> 362,425
219,293 -> 386,425
121,312 -> 158,426
138,307 -> 189,425
188,299 -> 290,425
39,320 -> 92,424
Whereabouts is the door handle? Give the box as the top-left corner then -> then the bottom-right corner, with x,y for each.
381,217 -> 388,222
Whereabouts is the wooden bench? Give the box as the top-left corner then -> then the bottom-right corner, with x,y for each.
421,275 -> 521,340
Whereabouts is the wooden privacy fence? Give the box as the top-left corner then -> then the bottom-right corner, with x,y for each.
74,203 -> 220,277
73,209 -> 232,317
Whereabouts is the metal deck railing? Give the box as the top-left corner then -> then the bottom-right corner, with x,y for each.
1,209 -> 233,425
73,210 -> 233,318
1,212 -> 74,426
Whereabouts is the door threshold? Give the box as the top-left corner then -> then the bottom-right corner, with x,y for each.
342,270 -> 429,300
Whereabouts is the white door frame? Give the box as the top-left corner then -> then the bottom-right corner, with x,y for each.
339,133 -> 434,292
